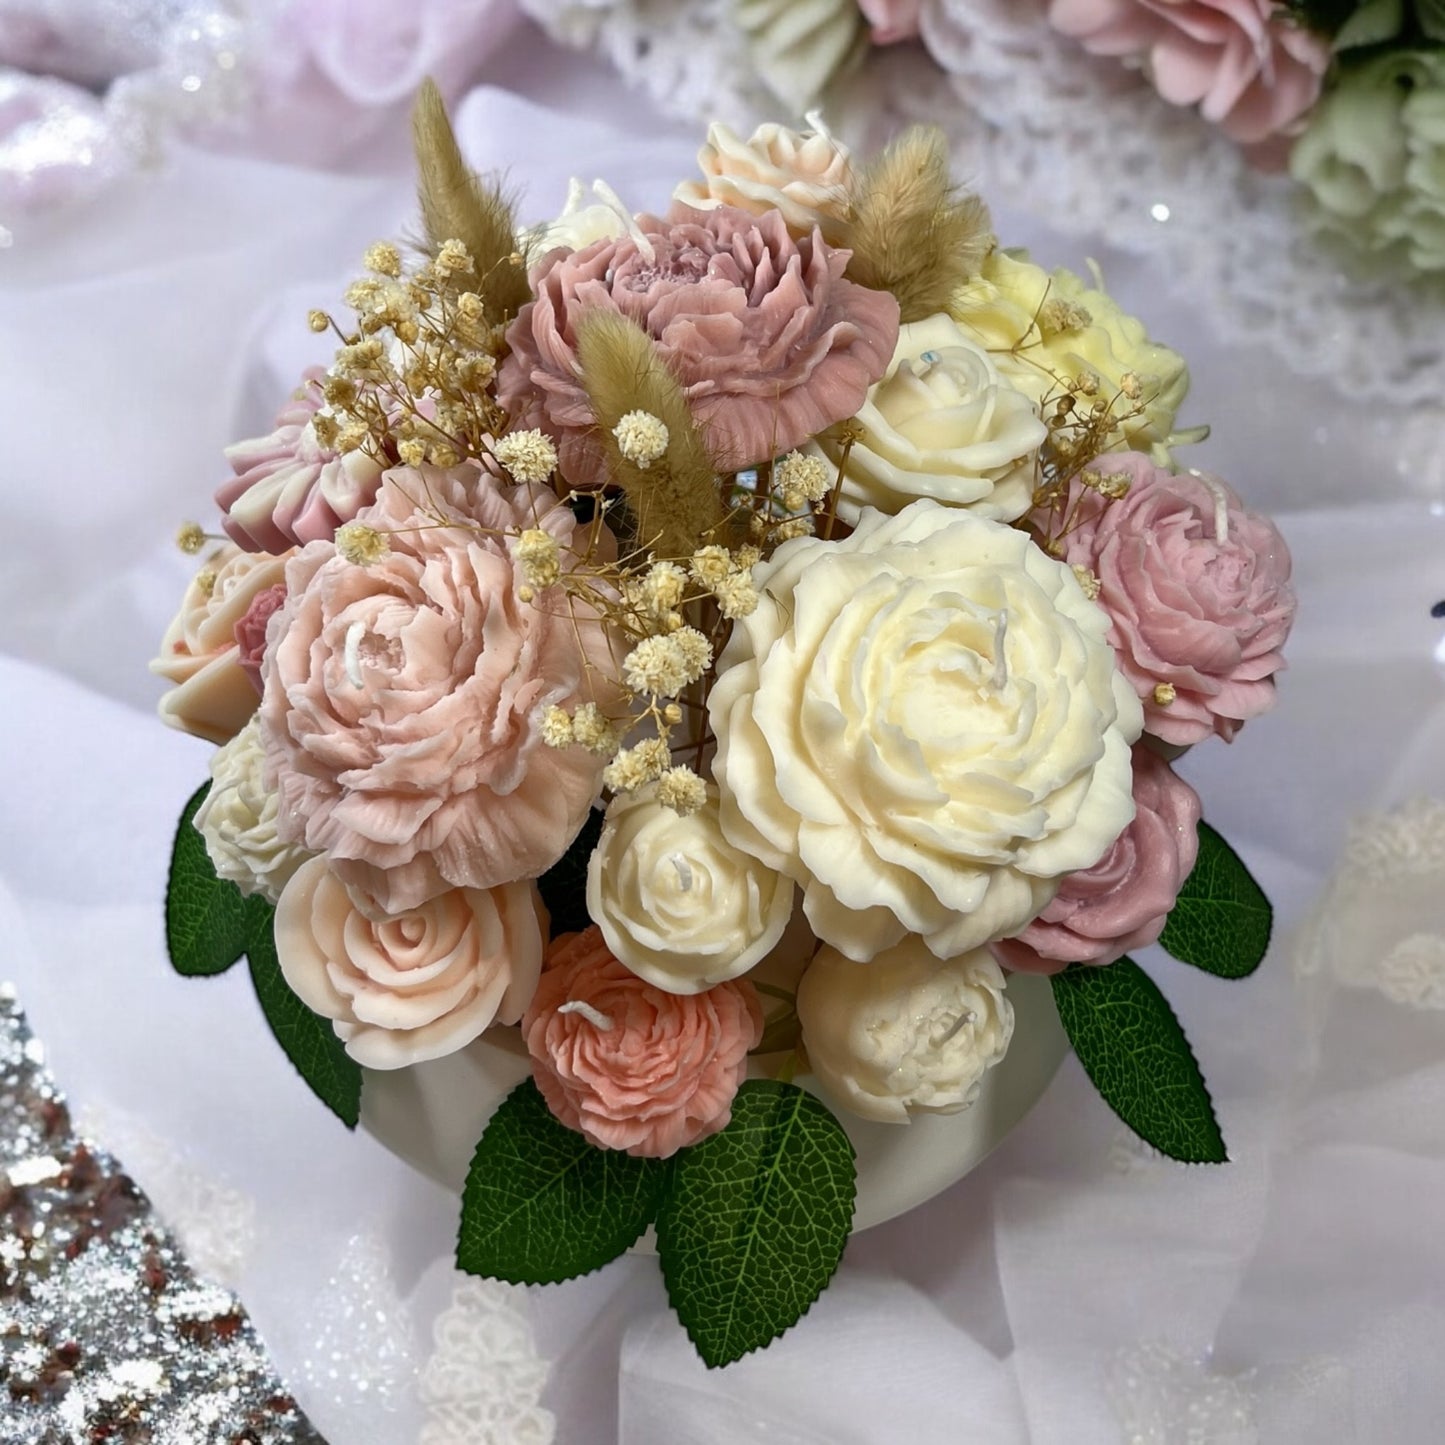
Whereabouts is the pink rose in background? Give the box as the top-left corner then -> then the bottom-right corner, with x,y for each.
498,204 -> 899,480
1047,0 -> 1330,153
150,544 -> 292,745
523,926 -> 763,1158
858,0 -> 923,46
235,583 -> 287,695
993,745 -> 1201,974
275,856 -> 545,1069
1043,453 -> 1295,745
261,465 -> 619,915
217,370 -> 384,554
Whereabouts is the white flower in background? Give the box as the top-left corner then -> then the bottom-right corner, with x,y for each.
527,176 -> 630,254
1291,49 -> 1445,275
709,501 -> 1143,962
194,718 -> 313,903
951,251 -> 1190,459
586,782 -> 795,994
809,312 -> 1046,523
674,119 -> 854,240
797,940 -> 1014,1123
735,0 -> 868,112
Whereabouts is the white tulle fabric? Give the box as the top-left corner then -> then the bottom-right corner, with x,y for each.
4,65 -> 1445,1445
516,0 -> 1445,424
0,0 -> 520,221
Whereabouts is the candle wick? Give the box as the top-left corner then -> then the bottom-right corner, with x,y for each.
940,1009 -> 976,1045
803,108 -> 836,143
990,610 -> 1009,691
558,1000 -> 614,1031
344,621 -> 366,689
1190,470 -> 1231,546
669,853 -> 694,893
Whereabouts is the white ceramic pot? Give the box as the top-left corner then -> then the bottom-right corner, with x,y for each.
360,970 -> 1068,1236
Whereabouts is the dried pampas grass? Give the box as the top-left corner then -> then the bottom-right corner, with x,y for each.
841,126 -> 993,325
575,311 -> 723,560
411,78 -> 531,323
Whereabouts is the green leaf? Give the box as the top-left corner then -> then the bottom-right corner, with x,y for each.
535,808 -> 604,938
457,1079 -> 666,1284
165,783 -> 254,977
1158,822 -> 1272,979
656,1080 -> 856,1368
1334,0 -> 1404,48
246,914 -> 361,1129
1052,958 -> 1226,1164
1417,0 -> 1445,40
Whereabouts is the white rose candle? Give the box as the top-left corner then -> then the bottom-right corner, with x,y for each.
587,782 -> 795,994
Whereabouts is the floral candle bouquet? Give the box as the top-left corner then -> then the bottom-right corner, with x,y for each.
1043,0 -> 1445,271
153,88 -> 1295,1366
523,0 -> 1445,275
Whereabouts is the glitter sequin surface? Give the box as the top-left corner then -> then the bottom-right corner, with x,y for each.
0,983 -> 327,1444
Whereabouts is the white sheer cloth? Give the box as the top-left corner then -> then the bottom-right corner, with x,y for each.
2,45 -> 1443,1445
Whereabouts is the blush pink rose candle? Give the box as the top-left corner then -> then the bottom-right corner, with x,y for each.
1047,0 -> 1330,155
1042,453 -> 1296,745
498,204 -> 899,480
260,466 -> 620,914
523,927 -> 763,1159
993,746 -> 1202,974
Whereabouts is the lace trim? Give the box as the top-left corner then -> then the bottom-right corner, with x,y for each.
419,1279 -> 557,1445
1294,796 -> 1445,1011
516,0 -> 1445,425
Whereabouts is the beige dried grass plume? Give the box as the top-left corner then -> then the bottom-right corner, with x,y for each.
574,311 -> 723,560
411,78 -> 532,323
841,126 -> 993,325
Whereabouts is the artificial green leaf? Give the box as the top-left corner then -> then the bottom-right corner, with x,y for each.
1052,958 -> 1226,1164
165,784 -> 253,977
1286,0 -> 1380,38
246,916 -> 361,1129
457,1079 -> 666,1284
656,1080 -> 856,1368
1417,0 -> 1445,40
1334,0 -> 1404,48
1158,822 -> 1272,979
535,808 -> 604,938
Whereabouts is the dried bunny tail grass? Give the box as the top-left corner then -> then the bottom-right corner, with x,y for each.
575,310 -> 723,560
411,78 -> 531,322
841,126 -> 993,325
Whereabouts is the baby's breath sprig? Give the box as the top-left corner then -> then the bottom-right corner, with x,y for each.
306,237 -> 510,472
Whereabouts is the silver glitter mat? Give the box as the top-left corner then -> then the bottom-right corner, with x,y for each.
0,982 -> 328,1444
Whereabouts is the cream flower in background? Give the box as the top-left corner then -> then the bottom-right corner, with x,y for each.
586,782 -> 795,994
796,939 -> 1014,1123
194,718 -> 313,903
709,501 -> 1143,963
151,543 -> 292,745
527,176 -> 629,256
674,120 -> 854,241
274,858 -> 545,1069
735,0 -> 867,110
809,312 -> 1047,523
951,251 -> 1189,457
1291,49 -> 1445,274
